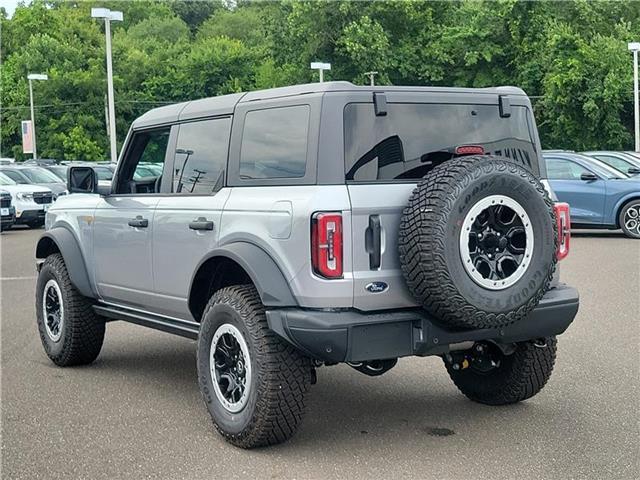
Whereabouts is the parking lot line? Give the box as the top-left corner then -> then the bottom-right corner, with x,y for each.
0,276 -> 37,281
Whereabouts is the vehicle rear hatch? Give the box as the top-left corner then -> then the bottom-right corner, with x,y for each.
344,89 -> 542,310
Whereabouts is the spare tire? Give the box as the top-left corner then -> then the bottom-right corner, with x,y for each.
398,155 -> 557,330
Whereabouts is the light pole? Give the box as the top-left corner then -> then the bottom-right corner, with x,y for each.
629,42 -> 640,152
364,71 -> 378,86
27,73 -> 48,160
92,7 -> 123,163
310,62 -> 331,83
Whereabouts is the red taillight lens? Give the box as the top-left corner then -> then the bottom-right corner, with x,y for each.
554,202 -> 571,261
311,212 -> 343,279
455,145 -> 485,156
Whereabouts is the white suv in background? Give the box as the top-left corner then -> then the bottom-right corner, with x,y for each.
0,172 -> 53,228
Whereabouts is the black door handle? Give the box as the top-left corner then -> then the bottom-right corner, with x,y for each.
365,215 -> 382,269
189,217 -> 214,231
128,216 -> 148,228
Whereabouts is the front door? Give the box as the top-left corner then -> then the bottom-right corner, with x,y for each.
151,117 -> 232,320
545,157 -> 606,225
93,126 -> 172,308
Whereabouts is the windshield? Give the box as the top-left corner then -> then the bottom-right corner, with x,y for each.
0,172 -> 16,185
344,103 -> 539,181
571,155 -> 628,179
93,167 -> 113,180
47,166 -> 68,180
20,167 -> 63,183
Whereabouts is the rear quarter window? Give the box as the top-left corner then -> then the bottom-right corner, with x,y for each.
239,105 -> 309,179
344,103 -> 539,182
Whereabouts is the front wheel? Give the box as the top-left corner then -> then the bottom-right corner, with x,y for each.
197,285 -> 313,448
619,200 -> 640,239
36,253 -> 105,366
444,337 -> 557,405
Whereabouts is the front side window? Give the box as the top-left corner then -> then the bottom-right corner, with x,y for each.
173,117 -> 231,194
239,105 -> 309,179
344,103 -> 537,182
116,128 -> 169,194
545,158 -> 590,180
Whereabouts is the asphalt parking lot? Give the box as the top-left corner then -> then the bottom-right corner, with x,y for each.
1,227 -> 638,480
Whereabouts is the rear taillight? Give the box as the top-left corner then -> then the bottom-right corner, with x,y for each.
455,145 -> 485,156
311,212 -> 343,279
554,202 -> 570,261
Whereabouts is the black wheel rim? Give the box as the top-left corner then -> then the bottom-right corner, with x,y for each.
210,324 -> 252,413
42,279 -> 64,342
460,195 -> 533,290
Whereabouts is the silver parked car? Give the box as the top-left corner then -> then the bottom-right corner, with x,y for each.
35,82 -> 578,448
0,165 -> 68,199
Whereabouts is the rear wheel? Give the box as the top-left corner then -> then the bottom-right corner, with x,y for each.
619,200 -> 640,239
36,253 -> 105,366
444,337 -> 557,405
197,285 -> 313,448
399,155 -> 557,329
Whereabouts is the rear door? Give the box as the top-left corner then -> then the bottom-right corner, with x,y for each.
151,116 -> 232,320
344,95 -> 541,310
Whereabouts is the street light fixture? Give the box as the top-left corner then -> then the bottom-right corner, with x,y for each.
92,7 -> 123,164
310,62 -> 331,83
364,71 -> 378,87
629,42 -> 640,152
27,73 -> 48,160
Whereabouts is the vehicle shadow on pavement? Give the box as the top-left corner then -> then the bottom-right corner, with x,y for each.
570,230 -> 626,238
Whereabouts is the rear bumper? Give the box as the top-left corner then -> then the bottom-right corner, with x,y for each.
266,284 -> 579,363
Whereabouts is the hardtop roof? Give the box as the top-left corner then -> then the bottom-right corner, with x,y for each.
131,81 -> 527,129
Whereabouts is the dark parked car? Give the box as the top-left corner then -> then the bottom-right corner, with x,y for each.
0,190 -> 16,231
582,151 -> 640,176
543,151 -> 640,238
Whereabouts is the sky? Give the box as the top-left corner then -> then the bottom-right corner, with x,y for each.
2,0 -> 26,18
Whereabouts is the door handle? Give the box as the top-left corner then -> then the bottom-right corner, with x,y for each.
128,216 -> 148,228
365,215 -> 382,270
189,217 -> 214,231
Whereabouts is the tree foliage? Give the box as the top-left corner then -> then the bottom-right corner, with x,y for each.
2,0 -> 640,160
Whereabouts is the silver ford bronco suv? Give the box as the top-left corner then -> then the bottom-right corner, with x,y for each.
35,82 -> 578,448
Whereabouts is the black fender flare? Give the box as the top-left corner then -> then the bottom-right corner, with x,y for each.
192,242 -> 297,307
35,227 -> 96,299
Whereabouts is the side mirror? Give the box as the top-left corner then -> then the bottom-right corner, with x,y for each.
628,167 -> 640,175
580,172 -> 598,182
68,166 -> 97,194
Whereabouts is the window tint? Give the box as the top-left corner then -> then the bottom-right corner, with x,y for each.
545,158 -> 590,180
173,117 -> 231,194
344,103 -> 537,182
240,105 -> 309,179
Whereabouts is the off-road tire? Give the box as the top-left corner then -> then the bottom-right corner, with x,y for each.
445,337 -> 557,405
197,285 -> 313,448
36,253 -> 105,366
398,155 -> 557,330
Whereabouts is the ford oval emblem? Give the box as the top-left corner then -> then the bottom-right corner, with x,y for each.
365,282 -> 388,294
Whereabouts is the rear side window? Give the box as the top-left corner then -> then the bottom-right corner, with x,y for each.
344,103 -> 537,182
173,117 -> 231,194
240,105 -> 309,179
